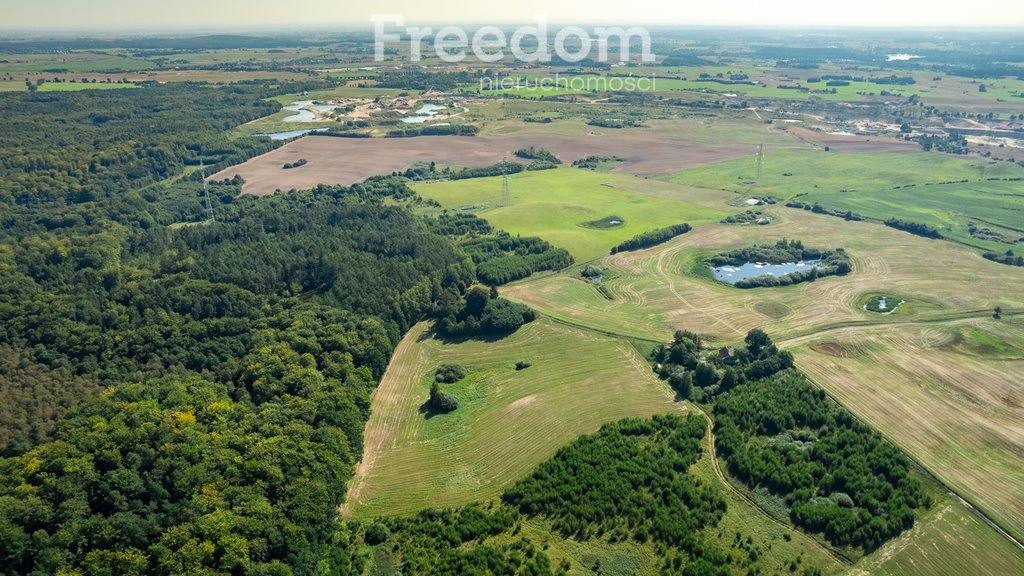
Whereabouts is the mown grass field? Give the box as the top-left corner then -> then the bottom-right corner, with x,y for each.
414,167 -> 729,262
798,179 -> 1024,251
502,207 -> 1024,343
342,319 -> 686,520
346,319 -> 848,574
500,206 -> 1024,543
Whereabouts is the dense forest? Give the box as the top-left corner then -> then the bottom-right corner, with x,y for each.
0,83 -> 286,209
654,328 -> 795,402
504,414 -> 727,558
983,250 -> 1024,266
352,505 -> 564,575
653,327 -> 927,552
0,83 -> 543,575
715,372 -> 927,551
428,212 -> 574,285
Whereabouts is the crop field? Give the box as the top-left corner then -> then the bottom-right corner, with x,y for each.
341,319 -> 686,520
212,120 -> 768,197
850,492 -> 1024,576
144,47 -> 331,66
458,66 -> 1024,106
0,51 -> 151,73
666,148 -> 1024,197
416,168 -> 729,261
466,72 -> 944,102
138,69 -> 313,83
785,126 -> 921,153
792,317 -> 1024,541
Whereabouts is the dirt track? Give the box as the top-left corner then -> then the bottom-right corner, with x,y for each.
787,126 -> 918,153
211,133 -> 755,196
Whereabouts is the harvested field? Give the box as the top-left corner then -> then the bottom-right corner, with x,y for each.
787,126 -> 919,152
793,318 -> 1024,542
850,492 -> 1024,576
502,209 -> 1024,343
212,132 -> 761,196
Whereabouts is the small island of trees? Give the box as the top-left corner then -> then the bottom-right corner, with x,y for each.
709,239 -> 852,288
610,223 -> 692,254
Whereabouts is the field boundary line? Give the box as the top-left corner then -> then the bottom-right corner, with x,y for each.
800,370 -> 1024,554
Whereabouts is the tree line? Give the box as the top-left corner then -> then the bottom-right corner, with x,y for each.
610,223 -> 692,254
883,218 -> 943,239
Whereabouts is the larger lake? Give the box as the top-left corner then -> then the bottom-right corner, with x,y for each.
712,261 -> 821,284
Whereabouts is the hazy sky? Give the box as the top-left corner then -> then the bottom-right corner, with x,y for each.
5,0 -> 1024,30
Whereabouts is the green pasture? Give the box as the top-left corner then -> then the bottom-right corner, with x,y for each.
415,167 -> 728,262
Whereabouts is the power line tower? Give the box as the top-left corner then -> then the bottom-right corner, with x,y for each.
200,160 -> 215,223
755,143 -> 764,183
500,158 -> 510,207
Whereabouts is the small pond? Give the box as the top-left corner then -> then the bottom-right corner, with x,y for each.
864,295 -> 905,315
712,260 -> 821,284
402,103 -> 446,124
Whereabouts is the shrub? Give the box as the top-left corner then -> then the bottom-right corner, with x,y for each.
365,522 -> 391,545
514,147 -> 561,164
435,363 -> 467,383
429,382 -> 460,412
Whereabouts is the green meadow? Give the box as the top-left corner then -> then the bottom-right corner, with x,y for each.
343,319 -> 684,520
414,167 -> 728,262
664,149 -> 1024,249
0,52 -> 151,73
